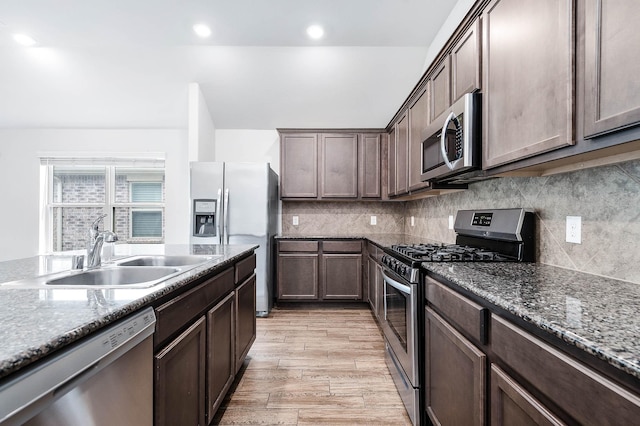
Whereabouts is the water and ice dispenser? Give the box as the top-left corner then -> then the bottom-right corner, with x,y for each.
193,199 -> 217,237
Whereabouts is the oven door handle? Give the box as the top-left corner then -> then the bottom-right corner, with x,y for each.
381,270 -> 412,295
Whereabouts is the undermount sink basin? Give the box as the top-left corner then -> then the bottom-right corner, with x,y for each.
46,266 -> 180,287
116,255 -> 219,267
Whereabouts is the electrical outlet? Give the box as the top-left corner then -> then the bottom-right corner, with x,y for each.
448,215 -> 454,230
292,216 -> 299,226
411,216 -> 415,227
566,216 -> 581,244
370,215 -> 377,226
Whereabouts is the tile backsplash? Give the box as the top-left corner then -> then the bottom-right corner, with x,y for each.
282,159 -> 640,284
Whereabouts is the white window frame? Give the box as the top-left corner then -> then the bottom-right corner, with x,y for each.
39,155 -> 165,253
128,181 -> 164,240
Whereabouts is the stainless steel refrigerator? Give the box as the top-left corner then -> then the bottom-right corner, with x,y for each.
190,162 -> 278,316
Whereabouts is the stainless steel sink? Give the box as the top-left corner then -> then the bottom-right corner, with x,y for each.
116,255 -> 220,267
45,266 -> 181,287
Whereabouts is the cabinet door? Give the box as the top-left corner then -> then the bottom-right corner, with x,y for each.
375,264 -> 385,320
492,314 -> 640,426
425,307 -> 486,426
320,133 -> 358,198
277,253 -> 319,300
359,133 -> 381,198
367,257 -> 377,313
206,292 -> 235,421
452,18 -> 481,103
321,253 -> 362,300
235,274 -> 256,372
482,0 -> 574,168
583,0 -> 640,137
387,127 -> 396,196
280,133 -> 318,198
430,57 -> 451,121
395,113 -> 409,195
408,85 -> 430,191
491,364 -> 565,426
155,317 -> 206,426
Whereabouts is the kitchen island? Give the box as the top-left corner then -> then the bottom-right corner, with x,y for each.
0,243 -> 257,380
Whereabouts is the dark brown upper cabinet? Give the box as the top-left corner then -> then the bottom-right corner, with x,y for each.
482,0 -> 574,169
387,126 -> 397,197
279,130 -> 382,200
408,84 -> 430,192
359,133 -> 382,198
280,133 -> 318,198
430,57 -> 451,122
394,112 -> 409,196
583,0 -> 640,138
320,133 -> 358,198
451,18 -> 482,104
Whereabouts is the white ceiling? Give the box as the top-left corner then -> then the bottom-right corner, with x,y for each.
0,0 -> 460,130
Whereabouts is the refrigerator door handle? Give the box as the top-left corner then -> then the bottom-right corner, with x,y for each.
223,188 -> 230,244
216,188 -> 222,244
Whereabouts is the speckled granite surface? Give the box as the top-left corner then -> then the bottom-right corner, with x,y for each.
276,233 -> 438,249
423,262 -> 640,380
0,244 -> 257,380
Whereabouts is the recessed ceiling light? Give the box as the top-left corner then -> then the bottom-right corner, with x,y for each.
193,24 -> 212,38
306,25 -> 324,40
13,33 -> 37,47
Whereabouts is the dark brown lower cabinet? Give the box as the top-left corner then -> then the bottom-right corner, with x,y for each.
206,292 -> 235,421
277,253 -> 319,300
153,255 -> 257,426
491,314 -> 640,425
490,364 -> 565,426
155,317 -> 206,426
322,253 -> 362,299
425,307 -> 486,426
235,274 -> 257,373
276,239 -> 363,302
367,256 -> 377,313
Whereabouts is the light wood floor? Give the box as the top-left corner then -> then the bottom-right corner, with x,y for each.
213,303 -> 412,425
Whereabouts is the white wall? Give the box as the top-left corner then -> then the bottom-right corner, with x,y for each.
423,0 -> 478,71
188,83 -> 216,162
214,129 -> 280,175
0,128 -> 190,261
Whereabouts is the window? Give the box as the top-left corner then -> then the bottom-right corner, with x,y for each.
40,157 -> 165,253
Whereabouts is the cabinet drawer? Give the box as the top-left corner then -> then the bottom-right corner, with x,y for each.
426,277 -> 487,344
155,268 -> 234,348
491,314 -> 640,425
279,240 -> 318,252
235,253 -> 256,284
322,240 -> 362,253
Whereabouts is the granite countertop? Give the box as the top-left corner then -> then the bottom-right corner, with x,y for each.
276,233 -> 438,248
0,243 -> 257,380
423,262 -> 640,381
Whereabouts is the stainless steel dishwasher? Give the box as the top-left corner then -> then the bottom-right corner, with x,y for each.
0,307 -> 156,426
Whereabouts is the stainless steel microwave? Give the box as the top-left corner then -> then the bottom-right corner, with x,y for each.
421,92 -> 481,183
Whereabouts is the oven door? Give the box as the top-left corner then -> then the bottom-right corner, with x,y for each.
381,268 -> 419,387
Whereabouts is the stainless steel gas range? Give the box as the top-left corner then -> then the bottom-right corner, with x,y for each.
379,208 -> 535,425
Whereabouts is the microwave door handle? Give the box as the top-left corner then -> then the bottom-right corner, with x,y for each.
440,111 -> 457,170
216,188 -> 222,244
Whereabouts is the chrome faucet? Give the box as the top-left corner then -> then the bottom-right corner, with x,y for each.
87,214 -> 118,269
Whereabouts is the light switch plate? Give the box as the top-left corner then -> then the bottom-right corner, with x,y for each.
448,215 -> 454,230
411,216 -> 415,227
566,216 -> 581,244
370,215 -> 377,226
292,216 -> 299,226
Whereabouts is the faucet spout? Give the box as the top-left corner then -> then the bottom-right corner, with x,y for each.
86,215 -> 118,269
